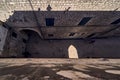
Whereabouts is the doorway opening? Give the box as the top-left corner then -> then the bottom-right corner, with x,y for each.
68,45 -> 79,58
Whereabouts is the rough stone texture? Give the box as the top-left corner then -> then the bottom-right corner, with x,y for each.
0,0 -> 120,21
0,0 -> 120,11
1,29 -> 26,57
5,11 -> 120,39
0,1 -> 120,39
6,11 -> 120,26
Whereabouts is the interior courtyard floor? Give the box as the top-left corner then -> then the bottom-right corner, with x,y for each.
0,58 -> 120,80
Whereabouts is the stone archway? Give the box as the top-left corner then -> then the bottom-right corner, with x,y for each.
18,27 -> 42,37
19,29 -> 42,58
19,29 -> 69,58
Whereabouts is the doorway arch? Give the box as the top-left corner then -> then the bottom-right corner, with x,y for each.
68,45 -> 79,58
19,29 -> 42,58
18,28 -> 41,37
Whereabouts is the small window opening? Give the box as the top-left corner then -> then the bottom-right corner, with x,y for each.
69,33 -> 75,36
111,18 -> 120,24
46,18 -> 54,26
12,32 -> 17,38
86,33 -> 96,38
78,17 -> 92,25
48,34 -> 54,37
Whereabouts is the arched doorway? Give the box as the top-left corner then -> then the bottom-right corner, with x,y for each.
68,45 -> 79,58
20,29 -> 41,58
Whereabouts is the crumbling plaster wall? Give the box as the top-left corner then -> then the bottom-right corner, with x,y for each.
2,29 -> 26,57
0,24 -> 8,55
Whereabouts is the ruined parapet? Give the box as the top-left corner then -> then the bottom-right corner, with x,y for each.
0,0 -> 120,22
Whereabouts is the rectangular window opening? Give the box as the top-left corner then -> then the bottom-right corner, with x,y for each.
78,17 -> 92,25
46,18 -> 54,26
69,33 -> 76,36
12,32 -> 17,38
111,18 -> 120,24
86,33 -> 96,38
48,34 -> 54,37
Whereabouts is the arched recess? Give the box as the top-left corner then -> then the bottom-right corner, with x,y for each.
18,27 -> 42,38
19,29 -> 42,58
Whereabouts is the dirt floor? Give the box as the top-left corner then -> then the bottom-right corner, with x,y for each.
0,59 -> 120,80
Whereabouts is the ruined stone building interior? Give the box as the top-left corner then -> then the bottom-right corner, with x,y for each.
0,0 -> 120,58
0,0 -> 120,80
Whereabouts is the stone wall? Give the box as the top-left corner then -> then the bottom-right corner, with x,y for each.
1,29 -> 120,58
5,11 -> 120,39
7,11 -> 120,27
0,24 -> 8,55
1,29 -> 26,57
26,36 -> 120,58
0,0 -> 120,21
19,30 -> 120,58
